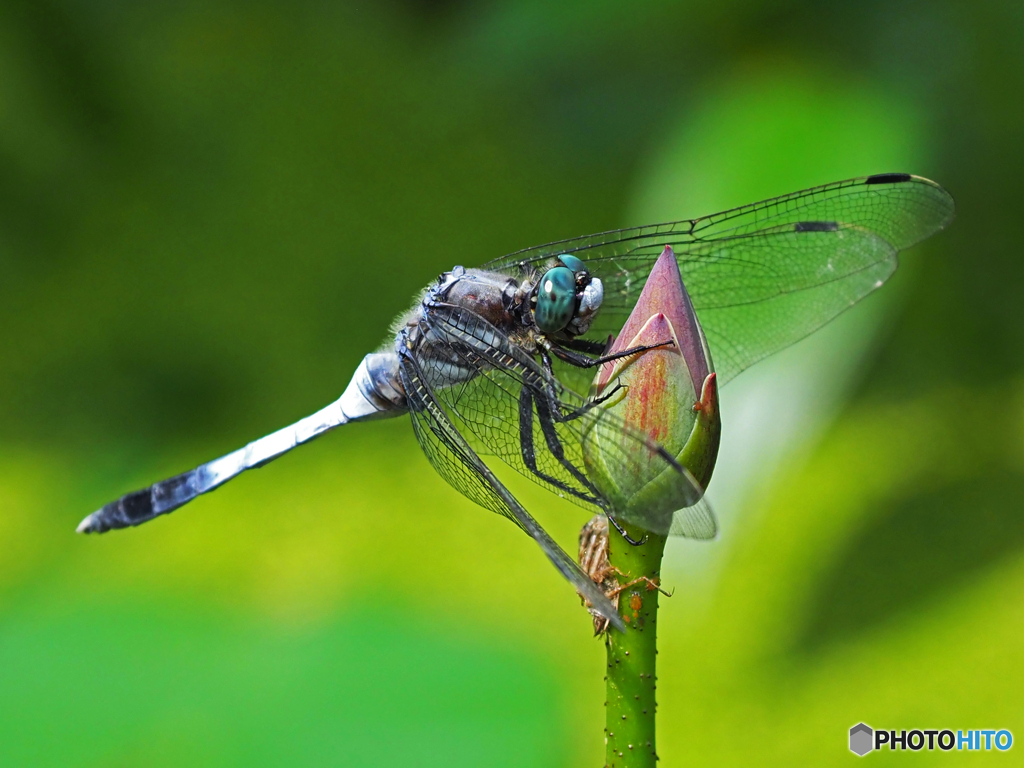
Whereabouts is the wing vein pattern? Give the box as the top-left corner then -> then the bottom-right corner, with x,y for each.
483,174 -> 955,389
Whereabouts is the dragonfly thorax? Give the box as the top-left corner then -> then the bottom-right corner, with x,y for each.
414,262 -> 603,341
431,266 -> 525,333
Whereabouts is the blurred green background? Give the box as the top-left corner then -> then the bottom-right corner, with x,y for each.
1,0 -> 1022,765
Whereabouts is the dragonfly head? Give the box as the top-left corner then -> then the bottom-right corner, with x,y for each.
532,254 -> 604,336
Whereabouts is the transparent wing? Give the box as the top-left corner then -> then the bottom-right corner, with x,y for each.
399,345 -> 626,632
669,496 -> 717,539
483,174 -> 955,386
414,301 -> 716,540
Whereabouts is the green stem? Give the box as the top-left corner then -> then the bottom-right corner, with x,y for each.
605,520 -> 668,768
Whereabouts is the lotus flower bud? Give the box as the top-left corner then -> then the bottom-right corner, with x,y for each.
582,246 -> 720,534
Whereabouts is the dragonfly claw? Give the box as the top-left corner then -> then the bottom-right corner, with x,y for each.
608,514 -> 648,546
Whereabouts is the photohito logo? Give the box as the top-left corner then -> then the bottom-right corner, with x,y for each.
849,724 -> 1013,756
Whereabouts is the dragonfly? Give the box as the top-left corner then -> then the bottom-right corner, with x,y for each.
77,173 -> 954,631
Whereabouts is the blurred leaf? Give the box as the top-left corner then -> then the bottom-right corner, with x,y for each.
0,603 -> 564,767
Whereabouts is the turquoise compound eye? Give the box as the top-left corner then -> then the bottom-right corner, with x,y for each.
534,267 -> 577,333
558,254 -> 586,274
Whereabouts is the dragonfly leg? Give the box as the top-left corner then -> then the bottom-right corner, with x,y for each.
537,346 -> 564,405
558,336 -> 611,355
534,391 -> 603,495
559,384 -> 626,422
607,513 -> 648,546
545,338 -> 675,369
537,347 -> 624,423
518,386 -> 601,506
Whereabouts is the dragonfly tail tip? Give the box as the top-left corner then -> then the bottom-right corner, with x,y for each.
76,513 -> 101,534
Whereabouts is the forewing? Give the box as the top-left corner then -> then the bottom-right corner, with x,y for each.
483,174 -> 955,384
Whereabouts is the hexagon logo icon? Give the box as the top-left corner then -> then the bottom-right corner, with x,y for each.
850,723 -> 873,756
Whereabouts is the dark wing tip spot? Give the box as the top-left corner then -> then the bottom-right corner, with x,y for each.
794,221 -> 839,233
865,172 -> 912,185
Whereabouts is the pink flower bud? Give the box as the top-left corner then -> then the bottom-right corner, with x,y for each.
583,246 -> 720,532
